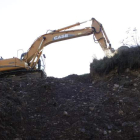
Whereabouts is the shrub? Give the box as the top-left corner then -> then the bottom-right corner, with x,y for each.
90,46 -> 140,76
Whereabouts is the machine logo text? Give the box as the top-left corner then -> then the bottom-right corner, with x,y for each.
53,34 -> 74,40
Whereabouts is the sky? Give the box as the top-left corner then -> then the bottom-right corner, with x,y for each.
0,0 -> 140,78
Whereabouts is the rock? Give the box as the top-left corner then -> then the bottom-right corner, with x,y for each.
63,111 -> 68,116
103,130 -> 107,135
113,84 -> 119,89
132,88 -> 137,91
89,107 -> 94,111
119,100 -> 123,103
96,128 -> 99,131
133,83 -> 138,87
118,110 -> 124,115
78,128 -> 86,133
107,125 -> 113,130
125,68 -> 130,72
117,130 -> 122,133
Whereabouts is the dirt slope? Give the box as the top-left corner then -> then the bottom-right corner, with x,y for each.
0,70 -> 140,140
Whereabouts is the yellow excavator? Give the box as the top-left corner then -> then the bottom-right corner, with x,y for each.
0,18 -> 116,77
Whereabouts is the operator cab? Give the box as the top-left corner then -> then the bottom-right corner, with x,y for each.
0,56 -> 3,60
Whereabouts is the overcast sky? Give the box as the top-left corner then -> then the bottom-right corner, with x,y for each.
0,0 -> 140,77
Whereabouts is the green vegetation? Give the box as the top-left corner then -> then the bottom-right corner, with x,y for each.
90,46 -> 140,75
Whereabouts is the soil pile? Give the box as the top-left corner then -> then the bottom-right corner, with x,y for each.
1,46 -> 140,140
0,71 -> 140,140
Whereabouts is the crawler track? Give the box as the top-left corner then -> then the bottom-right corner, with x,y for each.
0,69 -> 46,80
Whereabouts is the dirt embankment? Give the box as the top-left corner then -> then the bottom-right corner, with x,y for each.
1,46 -> 140,140
0,70 -> 140,140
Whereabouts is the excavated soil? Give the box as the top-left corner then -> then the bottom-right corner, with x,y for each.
1,71 -> 140,140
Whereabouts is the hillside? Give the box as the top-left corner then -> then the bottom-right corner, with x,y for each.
1,46 -> 140,140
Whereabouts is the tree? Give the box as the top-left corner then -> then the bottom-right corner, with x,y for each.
120,27 -> 140,47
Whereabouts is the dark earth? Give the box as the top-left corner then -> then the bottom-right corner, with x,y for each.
1,69 -> 140,140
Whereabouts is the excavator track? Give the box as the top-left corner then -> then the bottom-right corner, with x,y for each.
0,69 -> 46,80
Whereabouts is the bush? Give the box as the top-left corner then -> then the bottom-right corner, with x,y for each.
90,46 -> 140,76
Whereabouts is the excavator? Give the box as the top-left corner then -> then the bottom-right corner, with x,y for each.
0,18 -> 117,78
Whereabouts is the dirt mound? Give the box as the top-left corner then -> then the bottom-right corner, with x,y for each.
1,46 -> 140,140
0,70 -> 140,140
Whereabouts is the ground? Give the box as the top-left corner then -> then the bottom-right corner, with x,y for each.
0,70 -> 140,140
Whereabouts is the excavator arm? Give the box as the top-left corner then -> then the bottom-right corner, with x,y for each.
23,18 -> 114,69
